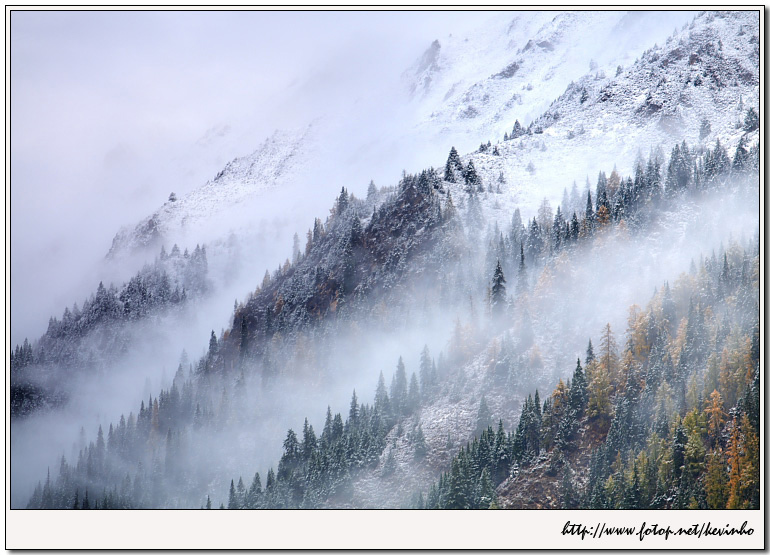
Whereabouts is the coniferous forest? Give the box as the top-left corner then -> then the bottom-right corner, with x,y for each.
11,11 -> 759,518
21,133 -> 759,511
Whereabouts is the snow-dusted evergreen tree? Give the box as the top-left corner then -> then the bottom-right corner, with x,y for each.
516,242 -> 528,296
366,179 -> 377,200
464,159 -> 480,192
444,146 -> 463,182
732,136 -> 749,172
490,260 -> 507,316
743,107 -> 758,132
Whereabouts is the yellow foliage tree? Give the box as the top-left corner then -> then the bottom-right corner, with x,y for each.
596,204 -> 611,227
703,390 -> 725,447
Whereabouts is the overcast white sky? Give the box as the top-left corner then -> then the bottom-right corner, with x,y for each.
10,9 -> 502,343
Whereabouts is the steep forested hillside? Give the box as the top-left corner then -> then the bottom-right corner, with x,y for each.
421,238 -> 759,510
14,10 -> 759,513
24,123 -> 759,509
11,245 -> 209,416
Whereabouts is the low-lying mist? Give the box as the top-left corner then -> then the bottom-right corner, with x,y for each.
12,159 -> 757,508
10,10 -> 504,347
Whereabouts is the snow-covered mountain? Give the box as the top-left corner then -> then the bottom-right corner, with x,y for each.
105,11 -> 699,267
402,11 -> 697,150
107,124 -> 318,258
446,10 -> 758,221
12,10 -> 760,517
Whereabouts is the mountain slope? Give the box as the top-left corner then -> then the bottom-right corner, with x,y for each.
10,245 -> 210,416
13,10 -> 760,512
403,11 -> 696,150
22,120 -> 758,509
107,125 -> 317,259
445,10 -> 758,221
106,11 -> 697,265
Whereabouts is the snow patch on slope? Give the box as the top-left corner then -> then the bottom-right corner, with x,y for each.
445,10 -> 758,222
403,11 -> 697,156
107,124 -> 319,258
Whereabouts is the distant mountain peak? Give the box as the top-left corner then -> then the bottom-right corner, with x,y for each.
106,124 -> 315,259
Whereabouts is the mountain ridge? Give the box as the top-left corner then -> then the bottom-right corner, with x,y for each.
12,10 -> 760,513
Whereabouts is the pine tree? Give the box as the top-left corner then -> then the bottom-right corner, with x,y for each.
374,371 -> 391,424
444,157 -> 456,183
732,136 -> 749,172
312,217 -> 324,243
348,391 -> 359,426
464,160 -> 480,192
367,180 -> 377,200
236,477 -> 246,507
247,473 -> 262,509
569,358 -> 588,415
585,339 -> 595,365
391,357 -> 408,417
321,406 -> 334,448
743,107 -> 758,132
672,423 -> 688,479
647,154 -> 662,203
446,458 -> 469,509
208,330 -> 218,363
584,190 -> 594,235
490,260 -> 507,316
227,480 -> 238,509
517,243 -> 528,296
279,429 -> 300,480
337,187 -> 349,214
444,146 -> 463,182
